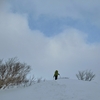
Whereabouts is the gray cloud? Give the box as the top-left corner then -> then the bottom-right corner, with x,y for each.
10,0 -> 100,27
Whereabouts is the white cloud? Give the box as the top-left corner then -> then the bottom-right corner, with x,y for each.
0,2 -> 100,80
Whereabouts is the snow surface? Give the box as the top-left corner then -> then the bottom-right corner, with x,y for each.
0,79 -> 100,100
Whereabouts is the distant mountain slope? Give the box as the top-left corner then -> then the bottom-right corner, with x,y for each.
0,79 -> 100,100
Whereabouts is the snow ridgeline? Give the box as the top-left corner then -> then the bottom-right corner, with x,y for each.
0,79 -> 100,100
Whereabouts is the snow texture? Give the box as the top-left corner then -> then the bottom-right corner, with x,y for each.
0,79 -> 100,100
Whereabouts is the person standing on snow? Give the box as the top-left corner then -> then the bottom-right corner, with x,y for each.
53,70 -> 60,80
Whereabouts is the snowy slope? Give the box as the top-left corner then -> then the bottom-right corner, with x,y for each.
0,79 -> 100,100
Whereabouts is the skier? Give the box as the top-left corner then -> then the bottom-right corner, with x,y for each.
53,70 -> 60,80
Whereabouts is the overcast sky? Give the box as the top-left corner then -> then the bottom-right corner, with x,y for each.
0,0 -> 100,81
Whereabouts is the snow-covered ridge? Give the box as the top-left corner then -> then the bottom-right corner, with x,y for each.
0,79 -> 100,100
